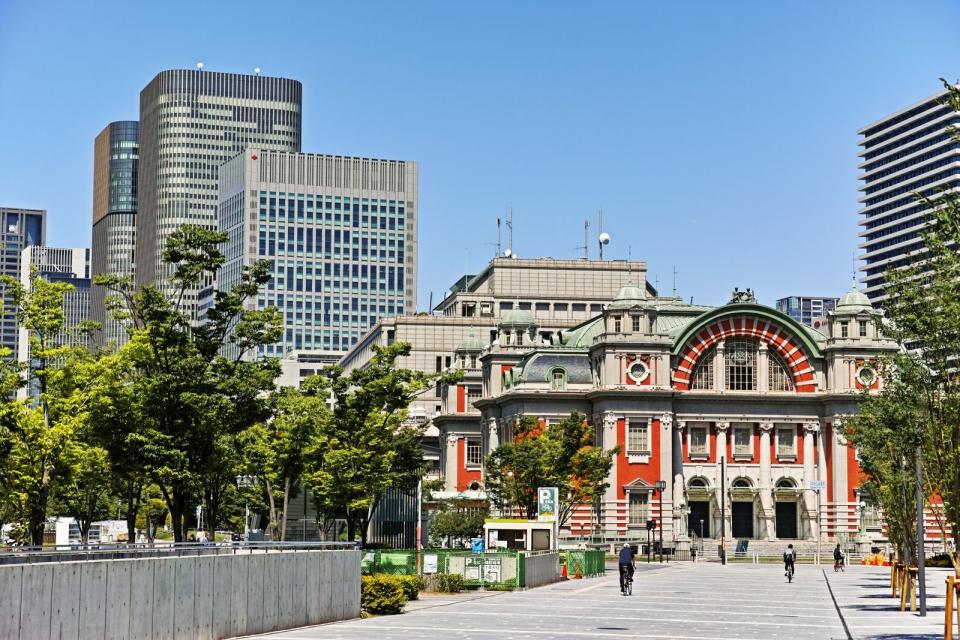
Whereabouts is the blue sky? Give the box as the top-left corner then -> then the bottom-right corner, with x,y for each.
1,1 -> 958,308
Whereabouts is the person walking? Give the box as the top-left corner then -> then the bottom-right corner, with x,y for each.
618,543 -> 636,595
833,544 -> 844,572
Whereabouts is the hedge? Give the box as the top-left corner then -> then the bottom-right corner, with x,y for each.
361,575 -> 407,615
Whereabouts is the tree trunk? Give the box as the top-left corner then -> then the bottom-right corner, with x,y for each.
125,479 -> 141,543
280,476 -> 291,542
265,479 -> 277,540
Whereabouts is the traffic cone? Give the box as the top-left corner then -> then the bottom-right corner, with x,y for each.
575,564 -> 583,579
562,560 -> 568,579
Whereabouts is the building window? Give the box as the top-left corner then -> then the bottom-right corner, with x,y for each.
628,360 -> 649,384
768,353 -> 794,392
776,426 -> 796,459
628,492 -> 650,526
859,320 -> 868,337
627,418 -> 650,454
613,316 -> 622,333
550,368 -> 566,391
840,322 -> 849,338
690,425 -> 708,457
733,425 -> 752,457
465,439 -> 482,467
632,316 -> 641,332
725,339 -> 757,391
691,349 -> 715,390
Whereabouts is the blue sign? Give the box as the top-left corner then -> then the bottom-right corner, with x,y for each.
471,538 -> 484,553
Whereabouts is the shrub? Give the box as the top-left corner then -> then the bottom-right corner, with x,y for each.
926,553 -> 954,568
361,575 -> 407,615
421,572 -> 464,593
395,574 -> 422,600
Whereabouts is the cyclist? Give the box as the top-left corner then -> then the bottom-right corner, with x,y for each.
833,544 -> 844,572
783,543 -> 797,580
618,543 -> 636,595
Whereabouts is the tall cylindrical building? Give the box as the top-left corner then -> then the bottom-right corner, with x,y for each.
135,69 -> 302,319
91,120 -> 139,348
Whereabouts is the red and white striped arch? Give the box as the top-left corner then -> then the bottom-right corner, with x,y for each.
673,316 -> 817,393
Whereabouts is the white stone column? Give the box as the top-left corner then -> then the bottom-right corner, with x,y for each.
818,420 -> 829,541
832,418 -> 850,538
715,341 -> 726,390
660,413 -> 676,543
759,421 -> 775,540
714,421 -> 730,541
445,434 -> 459,493
487,417 -> 500,452
802,422 -> 819,540
602,412 -> 619,536
673,419 -> 689,550
757,341 -> 769,391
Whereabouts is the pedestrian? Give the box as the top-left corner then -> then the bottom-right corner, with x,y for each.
833,544 -> 844,572
618,543 -> 636,595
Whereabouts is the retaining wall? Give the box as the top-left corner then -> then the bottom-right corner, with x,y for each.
0,548 -> 360,640
522,552 -> 560,588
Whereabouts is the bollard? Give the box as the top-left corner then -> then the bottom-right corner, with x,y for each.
945,575 -> 954,640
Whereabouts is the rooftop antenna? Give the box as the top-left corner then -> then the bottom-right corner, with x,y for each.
598,207 -> 610,260
627,245 -> 633,279
672,266 -> 679,297
496,217 -> 502,258
505,207 -> 514,258
851,252 -> 858,288
575,219 -> 590,260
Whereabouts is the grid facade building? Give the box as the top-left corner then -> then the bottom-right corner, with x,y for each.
218,149 -> 417,362
858,86 -> 960,302
91,121 -> 138,348
135,69 -> 302,319
774,296 -> 839,327
0,208 -> 45,358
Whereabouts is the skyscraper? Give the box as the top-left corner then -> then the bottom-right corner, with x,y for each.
0,207 -> 45,358
774,295 -> 839,327
858,85 -> 960,303
218,149 -> 417,363
91,121 -> 138,348
136,68 -> 302,318
17,247 -> 91,399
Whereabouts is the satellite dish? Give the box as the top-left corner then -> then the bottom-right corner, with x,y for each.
599,232 -> 611,245
503,249 -> 512,258
196,62 -> 204,70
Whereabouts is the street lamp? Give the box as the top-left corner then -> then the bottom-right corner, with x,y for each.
654,481 -> 667,563
699,519 -> 704,548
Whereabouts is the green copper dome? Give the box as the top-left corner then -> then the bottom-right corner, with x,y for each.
456,334 -> 485,352
836,286 -> 873,314
609,283 -> 647,309
500,308 -> 536,328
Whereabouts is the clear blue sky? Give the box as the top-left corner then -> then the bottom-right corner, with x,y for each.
1,1 -> 958,308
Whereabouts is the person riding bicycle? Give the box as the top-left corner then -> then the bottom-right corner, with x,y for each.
783,543 -> 797,579
833,544 -> 844,571
618,543 -> 636,595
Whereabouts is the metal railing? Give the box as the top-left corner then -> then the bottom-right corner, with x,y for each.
0,540 -> 358,565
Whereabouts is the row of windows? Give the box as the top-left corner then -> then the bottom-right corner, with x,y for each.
687,424 -> 798,459
690,339 -> 795,392
862,133 -> 956,174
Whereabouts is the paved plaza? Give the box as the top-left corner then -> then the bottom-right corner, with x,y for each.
247,562 -> 942,640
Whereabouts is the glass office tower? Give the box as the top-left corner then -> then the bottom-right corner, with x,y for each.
91,121 -> 138,348
0,207 -> 45,358
136,69 -> 302,320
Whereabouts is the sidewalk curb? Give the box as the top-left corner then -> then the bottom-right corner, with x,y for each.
822,569 -> 855,640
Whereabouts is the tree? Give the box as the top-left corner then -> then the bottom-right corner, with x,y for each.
851,79 -> 960,567
484,412 -> 618,528
304,342 -> 447,545
428,500 -> 488,548
95,225 -> 281,541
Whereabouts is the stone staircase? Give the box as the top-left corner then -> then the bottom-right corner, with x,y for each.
696,539 -> 824,556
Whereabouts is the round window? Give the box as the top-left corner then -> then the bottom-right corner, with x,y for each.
856,366 -> 877,387
628,360 -> 650,383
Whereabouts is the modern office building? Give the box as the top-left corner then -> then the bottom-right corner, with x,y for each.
858,85 -> 960,303
218,148 -> 417,363
91,121 -> 139,348
0,207 -> 45,358
136,69 -> 302,319
17,246 -> 91,370
774,296 -> 839,327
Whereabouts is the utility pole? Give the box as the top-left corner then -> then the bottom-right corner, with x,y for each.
655,481 -> 667,563
916,446 -> 927,616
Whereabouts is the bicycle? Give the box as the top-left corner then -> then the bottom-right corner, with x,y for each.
834,558 -> 844,572
785,563 -> 794,583
621,573 -> 633,596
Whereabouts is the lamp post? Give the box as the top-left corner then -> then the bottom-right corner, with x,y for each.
699,519 -> 704,549
654,481 -> 667,562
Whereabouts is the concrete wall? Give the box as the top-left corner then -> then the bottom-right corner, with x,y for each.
521,552 -> 559,588
0,549 -> 360,640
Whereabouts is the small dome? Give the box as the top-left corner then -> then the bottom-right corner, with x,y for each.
836,286 -> 873,314
456,334 -> 485,352
500,308 -> 536,328
609,283 -> 647,309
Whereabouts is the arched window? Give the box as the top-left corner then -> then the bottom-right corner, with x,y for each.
550,368 -> 567,391
776,478 -> 797,490
688,477 -> 708,489
725,339 -> 758,391
691,348 -> 715,390
732,478 -> 752,489
768,352 -> 794,391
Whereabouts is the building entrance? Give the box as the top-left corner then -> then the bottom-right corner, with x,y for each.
732,502 -> 753,538
775,501 -> 798,539
688,501 -> 710,538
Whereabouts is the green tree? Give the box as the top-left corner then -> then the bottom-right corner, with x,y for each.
428,500 -> 488,547
484,412 -> 618,528
95,225 -> 281,541
304,342 -> 446,545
